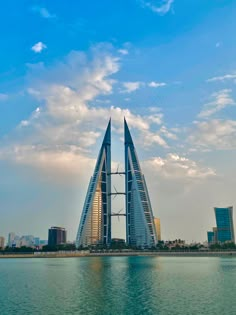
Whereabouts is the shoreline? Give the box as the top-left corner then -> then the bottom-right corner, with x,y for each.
1,251 -> 236,258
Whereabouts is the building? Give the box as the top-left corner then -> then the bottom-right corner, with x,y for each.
0,237 -> 5,249
34,237 -> 40,247
8,232 -> 16,247
76,119 -> 158,248
154,217 -> 161,241
76,120 -> 111,248
48,227 -> 67,246
207,207 -> 235,244
20,235 -> 34,247
214,207 -> 235,243
207,231 -> 215,244
125,119 -> 157,248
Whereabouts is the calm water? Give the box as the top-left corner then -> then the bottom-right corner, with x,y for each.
0,256 -> 236,315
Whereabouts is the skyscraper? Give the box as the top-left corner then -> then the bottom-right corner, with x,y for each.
214,207 -> 235,243
76,119 -> 158,248
76,120 -> 111,248
125,119 -> 157,248
48,227 -> 67,246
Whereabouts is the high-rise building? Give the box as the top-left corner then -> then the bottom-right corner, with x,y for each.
76,120 -> 111,248
214,207 -> 235,243
207,207 -> 235,244
154,217 -> 161,241
76,119 -> 158,248
48,227 -> 67,246
125,119 -> 157,248
8,232 -> 16,247
0,237 -> 5,249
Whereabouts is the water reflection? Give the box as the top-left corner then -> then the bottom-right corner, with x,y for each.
1,257 -> 236,315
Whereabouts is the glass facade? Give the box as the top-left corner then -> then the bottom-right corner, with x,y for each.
76,120 -> 111,248
214,207 -> 235,243
207,231 -> 215,244
76,119 -> 158,248
125,119 -> 157,248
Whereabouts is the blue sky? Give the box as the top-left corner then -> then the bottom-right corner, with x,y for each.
1,0 -> 236,242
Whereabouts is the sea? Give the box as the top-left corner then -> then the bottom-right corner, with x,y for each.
0,256 -> 236,315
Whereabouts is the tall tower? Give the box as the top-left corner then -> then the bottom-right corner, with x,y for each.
76,120 -> 111,248
124,119 -> 157,247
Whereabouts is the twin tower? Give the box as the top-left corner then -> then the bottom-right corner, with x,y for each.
76,118 -> 158,248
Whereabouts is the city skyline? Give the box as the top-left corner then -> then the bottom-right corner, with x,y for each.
1,1 -> 236,242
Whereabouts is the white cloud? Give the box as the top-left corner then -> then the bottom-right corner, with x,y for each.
160,126 -> 177,140
0,45 -> 173,175
189,119 -> 236,150
121,81 -> 143,93
32,6 -> 56,19
148,113 -> 163,125
141,130 -> 168,148
148,81 -> 166,88
207,73 -> 236,82
31,42 -> 47,53
118,49 -> 129,55
143,153 -> 216,179
0,93 -> 8,101
142,0 -> 174,15
198,89 -> 235,118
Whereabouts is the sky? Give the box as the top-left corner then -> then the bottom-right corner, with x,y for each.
1,0 -> 236,243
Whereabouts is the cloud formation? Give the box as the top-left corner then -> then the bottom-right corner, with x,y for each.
144,153 -> 216,180
198,89 -> 235,118
148,81 -> 166,88
31,42 -> 47,53
122,81 -> 143,93
207,73 -> 236,82
142,0 -> 174,15
0,45 -> 173,178
189,119 -> 236,150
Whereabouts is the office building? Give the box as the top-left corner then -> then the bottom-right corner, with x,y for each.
76,119 -> 158,248
125,119 -> 157,247
214,207 -> 235,243
207,231 -> 215,245
76,120 -> 111,248
0,237 -> 5,249
207,207 -> 235,244
154,217 -> 161,241
48,227 -> 67,246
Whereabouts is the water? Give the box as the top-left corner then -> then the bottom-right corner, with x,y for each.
0,256 -> 236,315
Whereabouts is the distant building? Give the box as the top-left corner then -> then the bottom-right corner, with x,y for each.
207,231 -> 215,245
215,207 -> 235,243
48,227 -> 67,246
0,237 -> 5,249
154,217 -> 161,241
34,237 -> 40,247
8,232 -> 16,247
207,207 -> 235,244
20,235 -> 34,247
